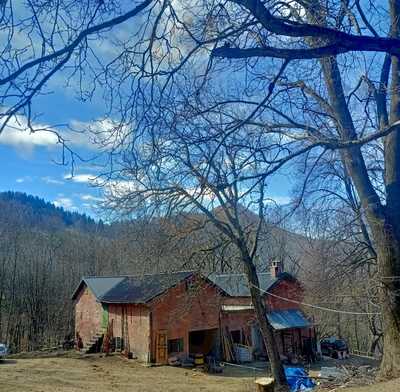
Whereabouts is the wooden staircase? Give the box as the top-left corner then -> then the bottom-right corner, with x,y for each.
83,327 -> 106,353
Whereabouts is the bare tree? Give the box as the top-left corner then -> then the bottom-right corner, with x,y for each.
210,1 -> 400,378
94,1 -> 400,379
5,0 -> 400,382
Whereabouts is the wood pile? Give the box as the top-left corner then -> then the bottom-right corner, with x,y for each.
220,327 -> 236,362
314,364 -> 377,390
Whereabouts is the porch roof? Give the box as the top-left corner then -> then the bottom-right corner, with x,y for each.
267,309 -> 311,331
221,306 -> 311,331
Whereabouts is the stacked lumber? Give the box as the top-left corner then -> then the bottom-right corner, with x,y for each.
221,327 -> 236,362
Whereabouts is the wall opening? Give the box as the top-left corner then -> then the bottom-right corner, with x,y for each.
189,328 -> 218,357
230,330 -> 242,344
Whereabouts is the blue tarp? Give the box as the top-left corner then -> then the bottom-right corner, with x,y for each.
284,367 -> 316,392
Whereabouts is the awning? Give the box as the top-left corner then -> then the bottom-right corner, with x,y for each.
220,305 -> 311,331
267,309 -> 311,331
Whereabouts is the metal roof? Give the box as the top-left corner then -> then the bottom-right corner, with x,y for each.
71,276 -> 125,300
72,271 -> 294,304
207,273 -> 278,297
220,305 -> 311,331
266,309 -> 311,330
72,271 -> 194,304
100,271 -> 194,303
84,277 -> 125,299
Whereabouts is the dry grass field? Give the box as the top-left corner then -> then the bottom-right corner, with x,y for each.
0,353 -> 399,392
0,354 -> 254,392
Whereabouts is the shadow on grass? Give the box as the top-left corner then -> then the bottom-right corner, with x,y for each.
0,359 -> 17,365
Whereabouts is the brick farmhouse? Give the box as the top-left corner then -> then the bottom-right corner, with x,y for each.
72,263 -> 314,364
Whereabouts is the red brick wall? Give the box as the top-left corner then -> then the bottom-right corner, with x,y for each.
108,304 -> 150,362
220,279 -> 304,310
221,309 -> 255,344
74,285 -> 103,346
222,297 -> 252,306
267,280 -> 304,310
149,277 -> 222,359
220,279 -> 311,348
74,276 -> 310,361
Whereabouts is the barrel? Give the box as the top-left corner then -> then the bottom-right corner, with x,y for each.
194,354 -> 204,365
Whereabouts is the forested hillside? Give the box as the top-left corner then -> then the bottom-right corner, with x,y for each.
0,192 -> 378,356
0,192 -> 300,352
0,191 -> 100,231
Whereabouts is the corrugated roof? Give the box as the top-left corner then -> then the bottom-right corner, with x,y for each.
84,277 -> 126,299
72,271 -> 294,304
100,271 -> 194,303
208,273 -> 278,297
267,309 -> 311,330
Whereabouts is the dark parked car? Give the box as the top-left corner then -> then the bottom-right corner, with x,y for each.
320,338 -> 349,359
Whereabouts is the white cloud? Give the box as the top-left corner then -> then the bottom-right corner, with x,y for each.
41,176 -> 64,185
53,197 -> 76,210
0,115 -> 58,151
64,173 -> 96,184
266,195 -> 291,205
80,194 -> 104,202
0,112 -> 101,154
103,179 -> 139,197
70,118 -> 130,149
15,176 -> 33,184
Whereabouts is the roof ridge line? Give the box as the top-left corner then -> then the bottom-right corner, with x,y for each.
83,270 -> 195,279
209,272 -> 272,277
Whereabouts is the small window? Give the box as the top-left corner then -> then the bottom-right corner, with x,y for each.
168,338 -> 184,353
185,280 -> 196,291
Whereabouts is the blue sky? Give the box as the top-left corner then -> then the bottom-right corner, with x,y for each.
0,138 -> 105,216
0,76 -> 108,216
0,127 -> 292,218
0,4 -> 294,219
0,65 -> 293,218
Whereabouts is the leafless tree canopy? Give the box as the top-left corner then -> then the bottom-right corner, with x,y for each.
3,0 -> 400,383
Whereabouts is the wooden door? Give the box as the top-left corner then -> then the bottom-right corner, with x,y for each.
156,330 -> 168,364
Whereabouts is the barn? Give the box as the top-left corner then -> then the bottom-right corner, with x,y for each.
71,263 -> 314,364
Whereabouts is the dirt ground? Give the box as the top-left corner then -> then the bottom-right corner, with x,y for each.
0,353 -> 254,392
0,352 -> 399,392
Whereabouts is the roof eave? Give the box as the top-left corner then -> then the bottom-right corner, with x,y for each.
99,299 -> 147,305
71,279 -> 86,301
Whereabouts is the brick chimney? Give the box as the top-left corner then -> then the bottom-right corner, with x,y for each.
270,260 -> 284,278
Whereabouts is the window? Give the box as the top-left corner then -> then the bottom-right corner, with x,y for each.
185,280 -> 196,291
168,338 -> 184,353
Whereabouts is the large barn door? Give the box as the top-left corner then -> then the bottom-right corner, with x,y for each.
156,330 -> 168,364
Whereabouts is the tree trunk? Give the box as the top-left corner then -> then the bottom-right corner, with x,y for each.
317,50 -> 400,379
369,333 -> 383,357
375,226 -> 400,379
241,249 -> 289,392
378,0 -> 400,378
